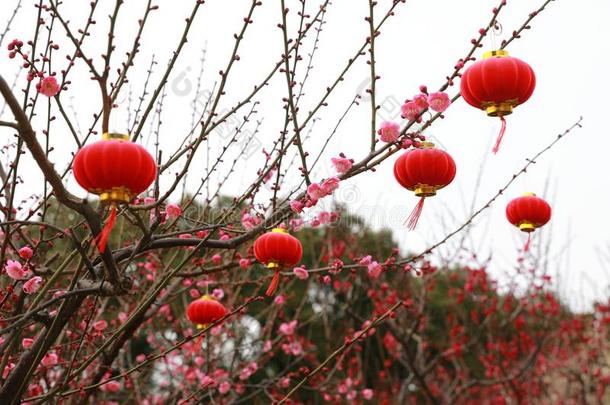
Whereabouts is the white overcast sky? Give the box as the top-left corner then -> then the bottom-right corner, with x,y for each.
1,0 -> 609,310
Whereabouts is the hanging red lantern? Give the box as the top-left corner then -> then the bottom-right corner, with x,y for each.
506,192 -> 551,252
73,133 -> 157,252
393,142 -> 456,230
253,228 -> 302,296
186,295 -> 228,328
460,50 -> 536,153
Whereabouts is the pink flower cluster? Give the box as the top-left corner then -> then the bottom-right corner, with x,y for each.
281,340 -> 303,356
164,203 -> 182,219
331,155 -> 353,174
401,90 -> 451,121
289,217 -> 305,231
289,176 -> 341,218
279,320 -> 298,335
310,211 -> 340,228
241,212 -> 261,230
239,362 -> 258,381
7,38 -> 23,58
332,378 -> 373,401
3,249 -> 44,294
307,177 -> 340,200
358,255 -> 382,279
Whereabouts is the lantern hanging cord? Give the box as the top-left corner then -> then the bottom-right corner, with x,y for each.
491,21 -> 503,50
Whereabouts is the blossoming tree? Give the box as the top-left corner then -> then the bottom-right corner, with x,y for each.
0,0 -> 604,403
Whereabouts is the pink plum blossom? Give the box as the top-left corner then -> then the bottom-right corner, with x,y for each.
304,197 -> 318,208
241,213 -> 260,230
289,218 -> 305,232
101,381 -> 121,393
377,121 -> 400,143
362,388 -> 374,400
331,157 -> 352,174
212,254 -> 222,265
2,363 -> 14,379
22,338 -> 34,349
263,167 -> 275,183
401,101 -> 422,121
201,375 -> 214,386
22,276 -> 43,294
413,94 -> 429,110
321,177 -> 340,195
18,246 -> 33,260
318,211 -> 332,225
367,261 -> 382,278
41,352 -> 58,367
165,203 -> 182,219
274,294 -> 286,305
239,362 -> 258,381
212,288 -> 224,300
285,341 -> 303,356
307,183 -> 326,200
239,258 -> 250,269
359,255 -> 373,266
196,230 -> 210,239
5,260 -> 27,280
218,381 -> 231,394
427,92 -> 451,112
36,76 -> 60,97
279,320 -> 298,335
93,320 -> 108,331
288,342 -> 303,356
289,200 -> 304,213
293,266 -> 309,280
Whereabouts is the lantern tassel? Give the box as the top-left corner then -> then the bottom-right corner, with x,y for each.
523,232 -> 532,253
95,205 -> 117,253
491,115 -> 507,154
265,270 -> 280,296
405,197 -> 425,231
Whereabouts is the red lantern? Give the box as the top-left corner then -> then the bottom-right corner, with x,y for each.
186,295 -> 228,328
506,192 -> 551,252
393,142 -> 456,230
253,228 -> 303,296
73,133 -> 157,251
460,50 -> 536,153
